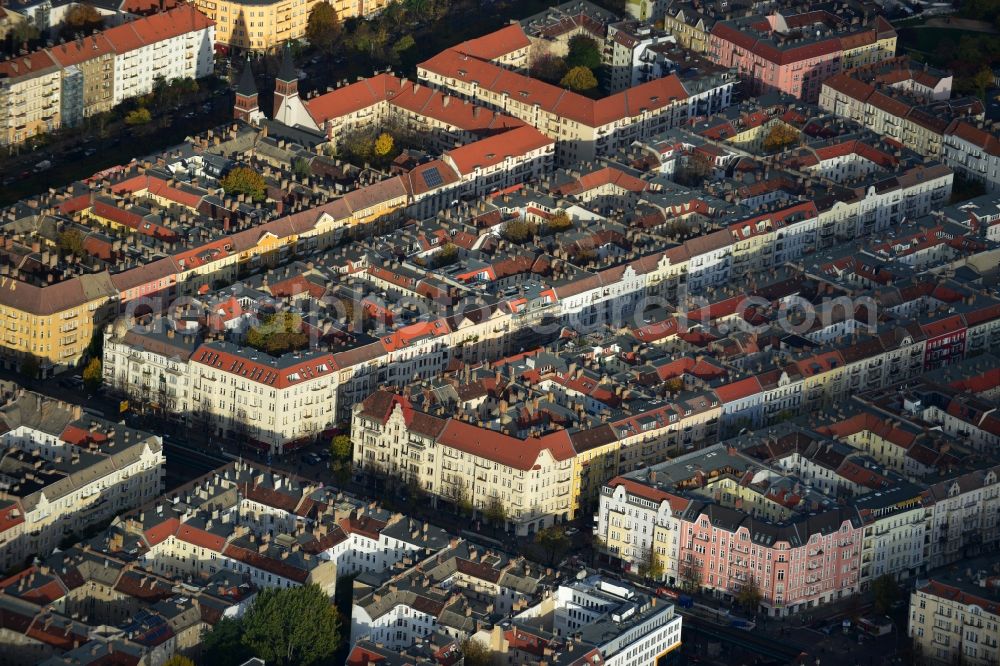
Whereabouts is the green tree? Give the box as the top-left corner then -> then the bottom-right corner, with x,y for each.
675,150 -> 713,186
761,123 -> 799,152
561,66 -> 598,92
566,35 -> 602,70
245,312 -> 308,355
306,1 -> 342,52
293,157 -> 312,181
461,638 -> 492,666
202,618 -> 252,666
61,3 -> 104,38
483,493 -> 508,527
972,67 -> 994,100
678,558 -> 701,593
432,242 -> 458,268
447,480 -> 473,516
57,229 -> 86,257
124,108 -> 151,126
391,34 -> 415,57
82,358 -> 102,392
547,210 -> 573,232
535,524 -> 571,566
637,543 -> 664,581
331,459 -> 352,485
163,657 -> 195,666
530,53 -> 568,83
502,218 -> 537,243
221,166 -> 267,201
241,584 -> 340,666
374,131 -> 395,157
20,354 -> 40,380
9,20 -> 41,46
737,577 -> 762,613
330,434 -> 352,461
873,574 -> 899,615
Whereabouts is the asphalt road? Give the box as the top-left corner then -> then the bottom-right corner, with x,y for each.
0,88 -> 234,207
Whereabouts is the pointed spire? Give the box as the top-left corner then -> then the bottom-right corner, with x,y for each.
277,43 -> 296,83
236,57 -> 257,97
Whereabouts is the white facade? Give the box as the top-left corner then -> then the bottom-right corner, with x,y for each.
0,423 -> 165,570
110,15 -> 215,105
943,131 -> 1000,193
539,576 -> 683,666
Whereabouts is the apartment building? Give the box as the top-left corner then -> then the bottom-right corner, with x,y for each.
417,43 -> 732,165
0,271 -> 118,377
102,320 -> 201,416
352,391 -> 576,535
194,0 -> 392,49
504,574 -> 684,666
820,62 -> 985,158
193,0 -> 315,51
942,121 -> 1000,193
854,484 -> 928,588
908,558 -> 1000,666
48,34 -> 117,125
0,51 -> 62,147
290,71 -> 525,147
604,21 -> 675,92
351,539 -> 555,650
0,5 -> 213,146
598,443 -> 864,616
104,5 -> 215,105
923,467 -> 1000,570
0,387 -> 165,571
0,460 -> 458,662
188,341 -> 339,451
709,12 -> 896,102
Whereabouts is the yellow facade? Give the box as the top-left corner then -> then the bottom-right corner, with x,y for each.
571,442 -> 621,518
0,287 -> 114,375
193,0 -> 320,50
662,12 -> 709,53
194,0 -> 395,50
841,36 -> 897,70
0,66 -> 62,147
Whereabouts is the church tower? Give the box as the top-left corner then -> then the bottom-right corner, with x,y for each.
273,45 -> 299,118
233,59 -> 262,124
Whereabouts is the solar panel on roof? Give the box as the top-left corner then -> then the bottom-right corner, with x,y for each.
422,166 -> 443,189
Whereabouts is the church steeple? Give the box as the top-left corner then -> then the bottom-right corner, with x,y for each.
234,58 -> 260,124
273,44 -> 299,118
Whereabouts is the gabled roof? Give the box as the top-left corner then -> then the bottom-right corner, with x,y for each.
444,125 -> 553,175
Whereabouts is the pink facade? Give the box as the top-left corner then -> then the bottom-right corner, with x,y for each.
677,507 -> 862,616
708,30 -> 842,102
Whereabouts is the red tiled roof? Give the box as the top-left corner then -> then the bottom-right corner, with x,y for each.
455,23 -> 531,60
713,376 -> 763,403
920,580 -> 1000,616
606,476 -> 689,514
947,121 -> 1000,157
190,345 -> 337,390
103,4 -> 213,54
0,50 -> 58,81
223,544 -> 309,583
445,125 -> 552,175
48,34 -> 115,66
419,49 -> 688,127
379,319 -> 451,352
176,524 -> 227,551
436,420 -> 575,470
